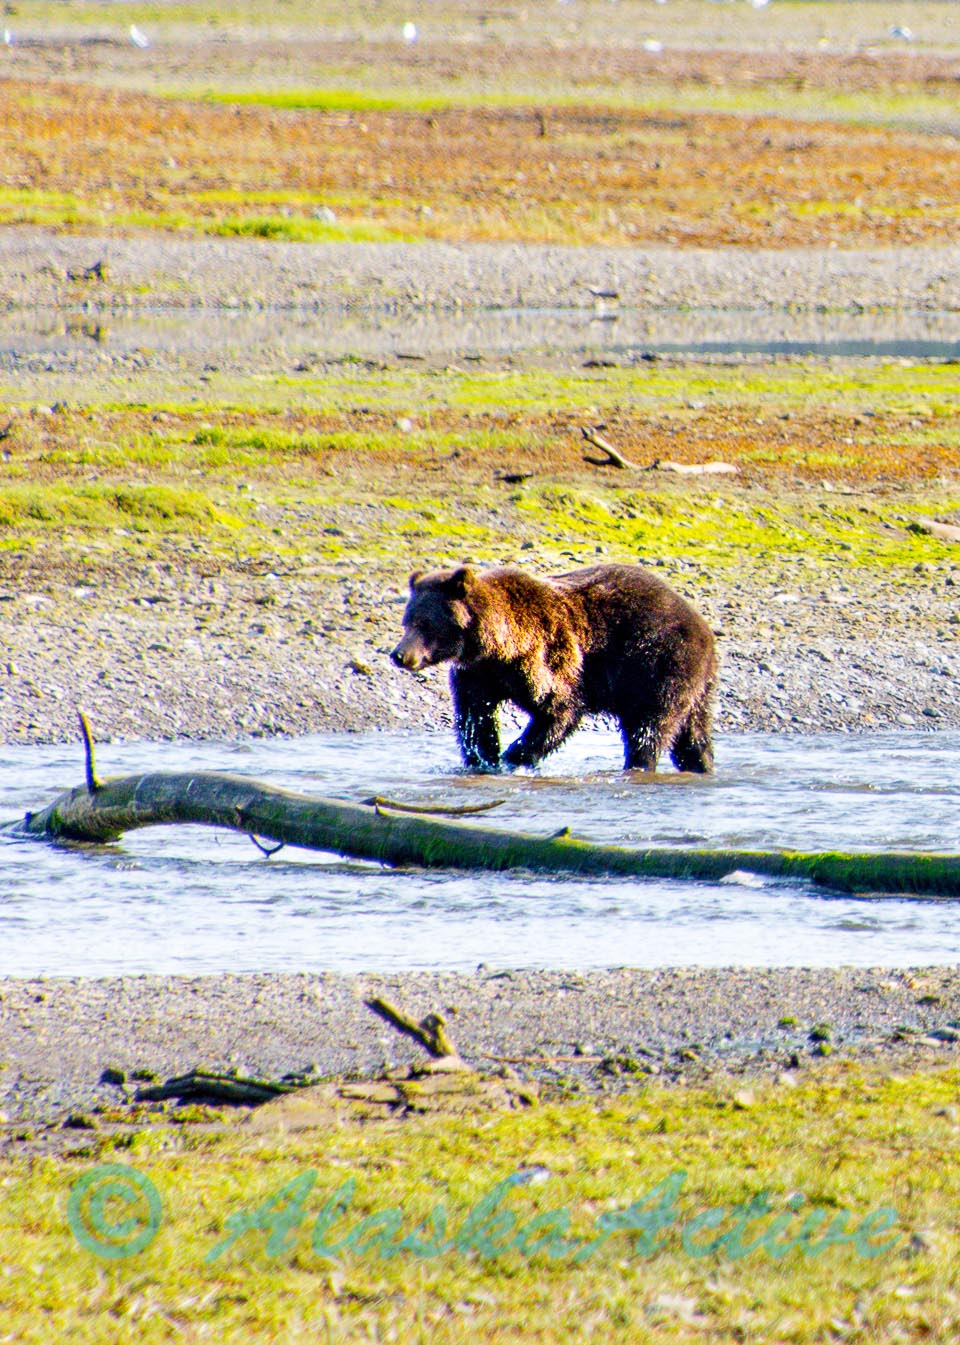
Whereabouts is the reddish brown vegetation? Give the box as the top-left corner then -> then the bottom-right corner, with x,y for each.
1,75 -> 959,247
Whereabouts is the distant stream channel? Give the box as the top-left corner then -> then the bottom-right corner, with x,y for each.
5,305 -> 960,362
0,729 -> 958,977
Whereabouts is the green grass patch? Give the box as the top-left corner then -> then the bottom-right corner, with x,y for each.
0,484 -> 242,535
415,361 -> 960,419
2,1062 -> 959,1341
200,87 -> 447,114
1,359 -> 957,573
515,481 -> 956,572
0,187 -> 104,232
212,213 -> 407,244
158,362 -> 960,426
0,188 -> 412,245
191,78 -> 960,131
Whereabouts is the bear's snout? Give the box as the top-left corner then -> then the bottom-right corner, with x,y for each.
391,641 -> 423,671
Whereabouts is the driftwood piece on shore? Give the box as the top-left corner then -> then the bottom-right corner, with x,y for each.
909,517 -> 960,544
580,425 -> 638,469
12,767 -> 960,897
366,996 -> 461,1059
133,1062 -> 537,1120
651,459 -> 740,477
131,998 -> 536,1120
580,426 -> 739,476
135,1068 -> 303,1105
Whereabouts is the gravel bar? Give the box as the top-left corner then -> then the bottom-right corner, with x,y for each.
2,967 -> 960,1126
3,232 -> 960,314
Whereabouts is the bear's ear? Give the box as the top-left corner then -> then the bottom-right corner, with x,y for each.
447,566 -> 476,598
408,569 -> 425,590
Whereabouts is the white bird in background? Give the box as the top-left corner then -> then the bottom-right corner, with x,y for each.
403,21 -> 418,43
3,28 -> 11,45
129,25 -> 151,49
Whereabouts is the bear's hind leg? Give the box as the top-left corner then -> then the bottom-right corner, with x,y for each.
669,697 -> 714,774
619,716 -> 671,772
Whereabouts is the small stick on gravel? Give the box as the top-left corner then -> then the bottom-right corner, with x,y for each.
482,1053 -> 605,1064
580,425 -> 638,470
366,996 -> 460,1058
494,470 -> 535,484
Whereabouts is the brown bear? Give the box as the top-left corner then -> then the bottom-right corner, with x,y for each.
390,562 -> 717,773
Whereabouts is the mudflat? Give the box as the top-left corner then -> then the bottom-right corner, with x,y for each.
0,3 -> 958,744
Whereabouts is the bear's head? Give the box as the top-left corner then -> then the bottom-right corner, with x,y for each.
390,567 -> 476,671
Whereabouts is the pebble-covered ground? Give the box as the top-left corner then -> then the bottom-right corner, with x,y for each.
0,235 -> 958,745
2,966 -> 960,1129
0,543 -> 957,746
3,231 -> 960,317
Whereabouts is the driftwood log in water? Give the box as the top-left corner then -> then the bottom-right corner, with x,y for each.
13,768 -> 960,897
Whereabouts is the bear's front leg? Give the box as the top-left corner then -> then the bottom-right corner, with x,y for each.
502,705 -> 581,769
450,665 -> 502,771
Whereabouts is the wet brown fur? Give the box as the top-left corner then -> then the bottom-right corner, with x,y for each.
391,562 -> 717,772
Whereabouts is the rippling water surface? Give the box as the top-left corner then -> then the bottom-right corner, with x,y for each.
0,729 -> 957,976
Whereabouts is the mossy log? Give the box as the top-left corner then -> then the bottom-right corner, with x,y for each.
12,768 -> 960,897
135,1068 -> 303,1105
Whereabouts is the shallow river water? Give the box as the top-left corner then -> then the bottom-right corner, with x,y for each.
6,304 -> 960,363
0,729 -> 957,978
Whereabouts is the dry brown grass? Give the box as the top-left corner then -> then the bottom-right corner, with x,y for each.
3,75 -> 960,247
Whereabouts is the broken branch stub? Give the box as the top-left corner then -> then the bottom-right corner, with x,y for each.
580,425 -> 637,470
366,996 -> 461,1060
579,426 -> 739,476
